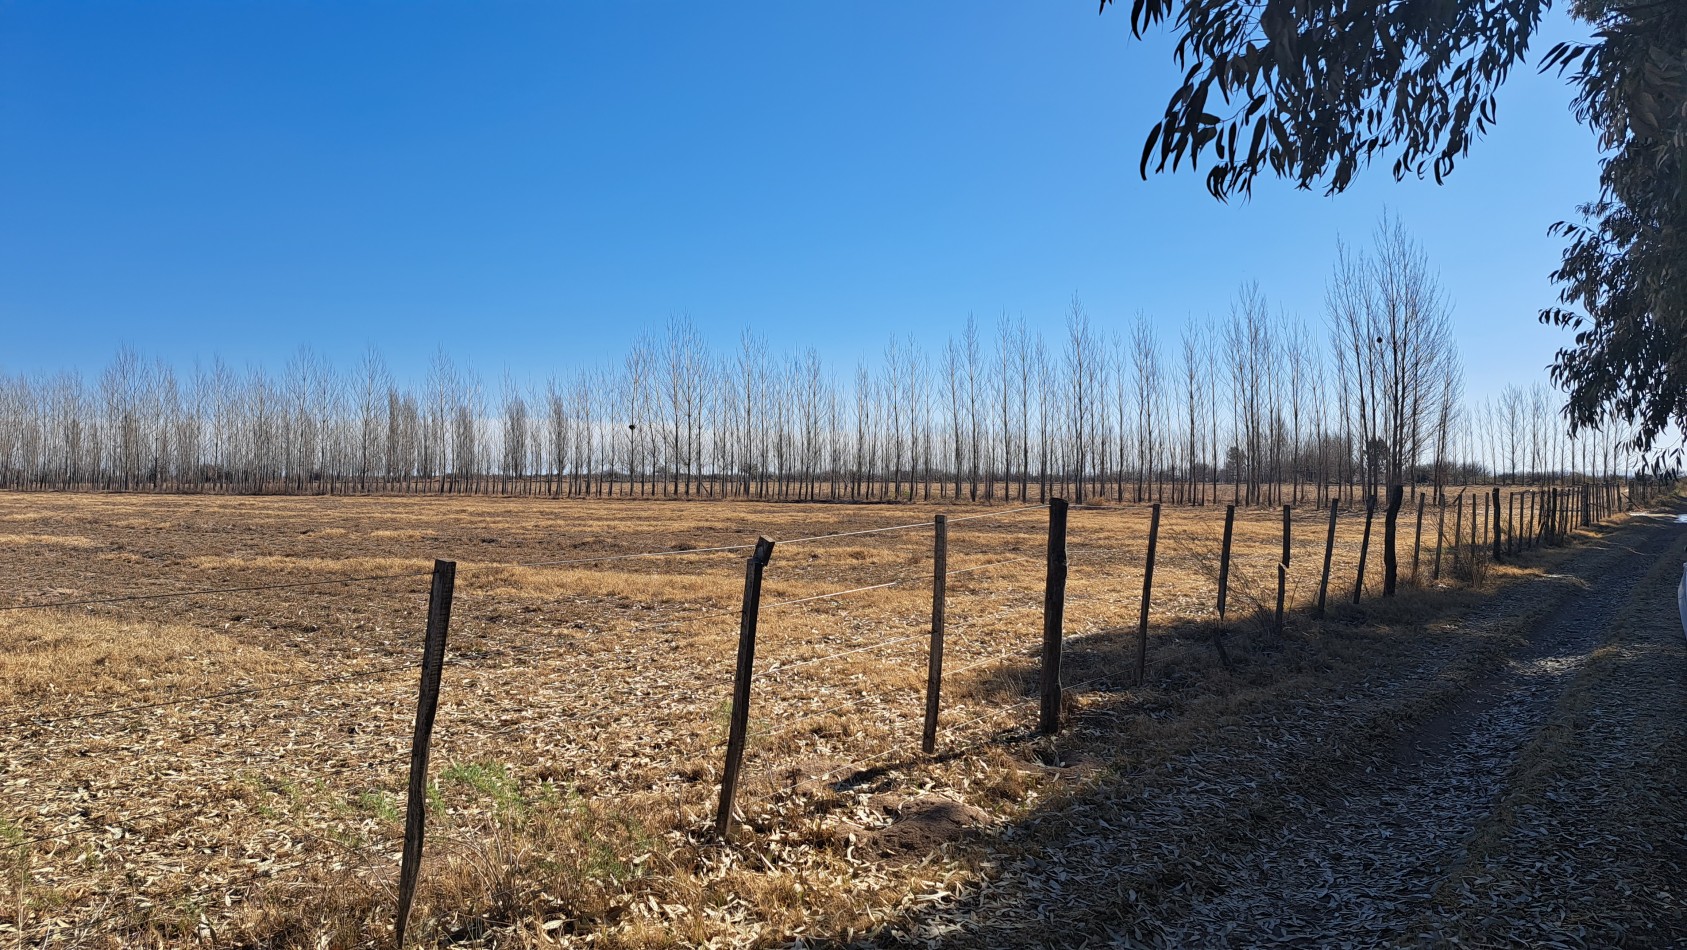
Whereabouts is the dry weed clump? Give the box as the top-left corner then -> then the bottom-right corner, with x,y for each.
0,489 -> 1617,947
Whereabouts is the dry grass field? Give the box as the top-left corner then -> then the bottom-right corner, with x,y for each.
0,490 -> 1620,947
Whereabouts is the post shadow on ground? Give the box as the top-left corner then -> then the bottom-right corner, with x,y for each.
776,503 -> 1687,948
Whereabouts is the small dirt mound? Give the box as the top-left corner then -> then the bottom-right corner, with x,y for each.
861,795 -> 990,860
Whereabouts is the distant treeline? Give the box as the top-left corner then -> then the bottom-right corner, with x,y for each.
0,227 -> 1651,504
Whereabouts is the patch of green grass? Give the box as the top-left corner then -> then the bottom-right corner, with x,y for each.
439,761 -> 529,819
354,790 -> 402,824
0,815 -> 24,850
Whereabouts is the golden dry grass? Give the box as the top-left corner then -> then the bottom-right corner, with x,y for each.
0,488 -> 1634,948
0,533 -> 98,548
0,612 -> 304,706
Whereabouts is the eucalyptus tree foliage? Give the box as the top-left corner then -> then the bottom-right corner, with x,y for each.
1540,0 -> 1685,461
1103,0 -> 1547,197
1104,0 -> 1684,461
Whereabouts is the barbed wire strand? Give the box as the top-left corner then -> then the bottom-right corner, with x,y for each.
943,504 -> 1050,524
759,631 -> 929,679
759,577 -> 913,611
0,570 -> 432,614
511,542 -> 760,570
943,649 -> 1036,680
13,663 -> 418,730
774,520 -> 936,546
944,555 -> 1037,578
13,752 -> 412,848
749,688 -> 915,744
939,695 -> 1039,739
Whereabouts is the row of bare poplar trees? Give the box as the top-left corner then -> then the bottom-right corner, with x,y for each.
0,220 -> 1651,502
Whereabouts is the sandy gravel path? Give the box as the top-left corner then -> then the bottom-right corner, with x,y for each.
885,507 -> 1687,949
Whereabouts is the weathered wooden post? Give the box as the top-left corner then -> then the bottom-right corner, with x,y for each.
1451,492 -> 1465,573
921,516 -> 947,755
1382,485 -> 1403,597
1511,489 -> 1525,556
1039,499 -> 1069,735
1275,504 -> 1291,630
1411,492 -> 1426,584
1136,503 -> 1160,685
396,559 -> 456,949
1316,498 -> 1338,618
1212,502 -> 1238,669
1432,496 -> 1447,581
1353,496 -> 1376,603
1217,504 -> 1236,619
715,536 -> 776,841
1469,492 -> 1479,562
1491,486 -> 1503,562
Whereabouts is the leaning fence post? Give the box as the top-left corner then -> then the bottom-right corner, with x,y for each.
715,536 -> 776,841
1217,504 -> 1236,618
1316,498 -> 1337,617
1135,503 -> 1160,685
1211,502 -> 1238,669
921,516 -> 947,755
396,558 -> 456,950
1353,496 -> 1376,603
1039,499 -> 1069,735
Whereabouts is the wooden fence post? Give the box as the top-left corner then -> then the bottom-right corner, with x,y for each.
1212,502 -> 1238,669
1432,496 -> 1447,581
1217,504 -> 1236,619
1275,505 -> 1291,631
1316,499 -> 1337,618
1411,492 -> 1425,584
1479,489 -> 1489,553
1511,489 -> 1525,556
396,558 -> 456,950
1451,492 -> 1465,572
1491,486 -> 1503,561
715,536 -> 776,841
1469,493 -> 1479,561
1353,496 -> 1376,603
1039,499 -> 1069,735
1382,485 -> 1403,597
1136,503 -> 1160,685
921,516 -> 947,755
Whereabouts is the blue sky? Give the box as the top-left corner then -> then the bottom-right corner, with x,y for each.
0,1 -> 1598,404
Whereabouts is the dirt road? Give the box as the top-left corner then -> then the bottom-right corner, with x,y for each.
887,507 -> 1687,949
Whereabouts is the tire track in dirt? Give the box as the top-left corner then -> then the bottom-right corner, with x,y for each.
877,509 -> 1684,949
1150,519 -> 1680,946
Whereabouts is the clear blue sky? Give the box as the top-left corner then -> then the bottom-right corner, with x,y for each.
0,1 -> 1599,404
